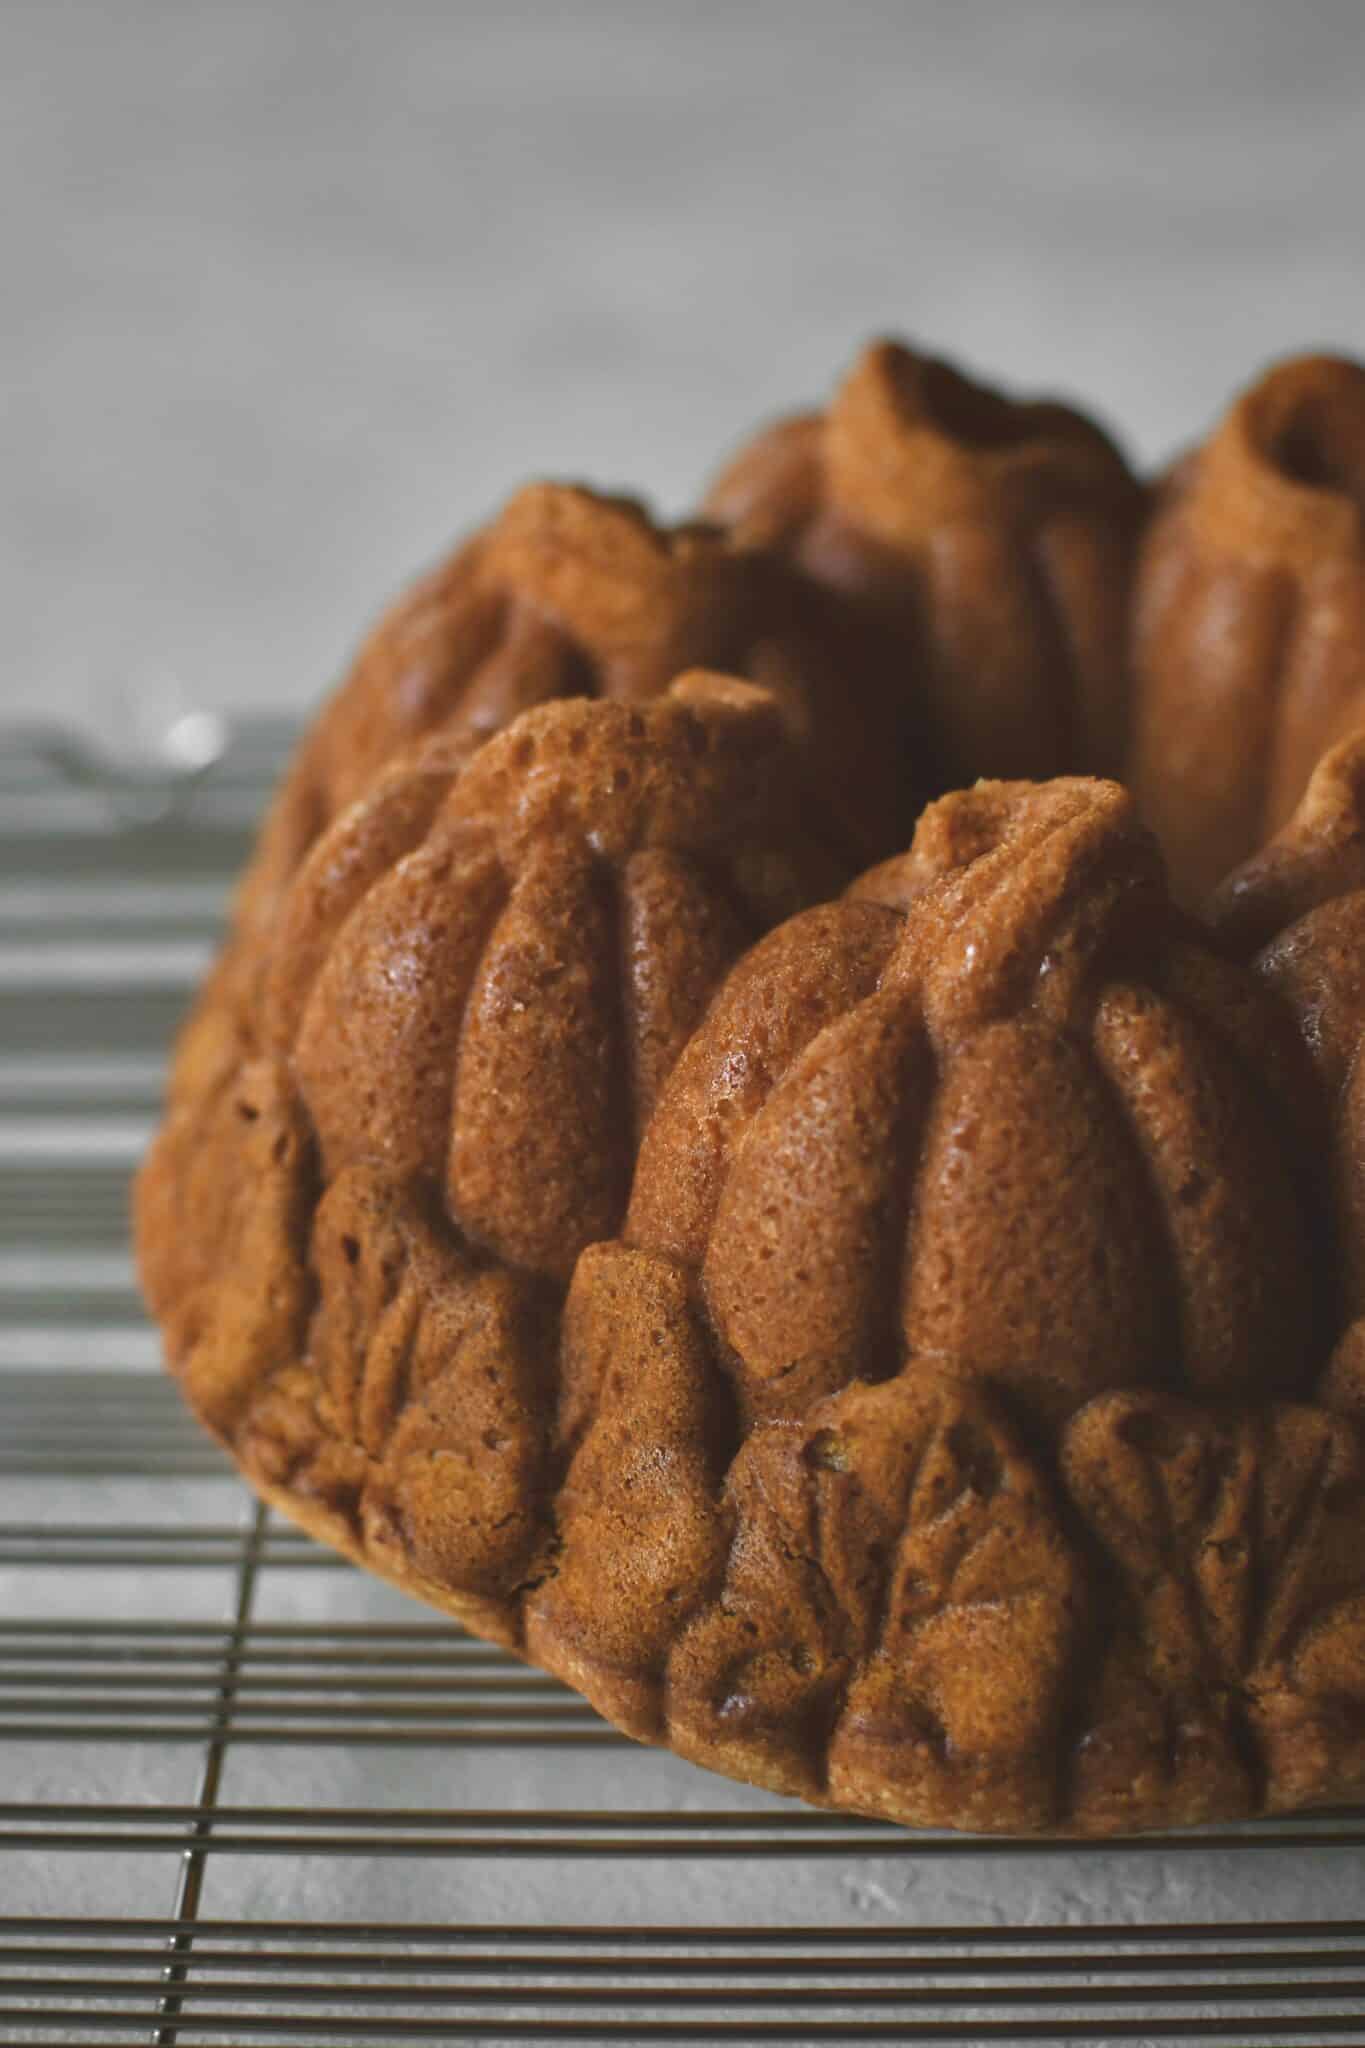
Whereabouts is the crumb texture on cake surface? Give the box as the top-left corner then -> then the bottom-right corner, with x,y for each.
1131,354 -> 1365,906
235,477 -> 932,951
138,750 -> 1365,1835
626,778 -> 1321,1426
137,338 -> 1365,1837
1215,733 -> 1365,1435
705,338 -> 1144,794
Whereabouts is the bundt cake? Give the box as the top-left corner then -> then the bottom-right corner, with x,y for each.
705,339 -> 1144,791
1131,353 -> 1365,905
138,340 -> 1365,1837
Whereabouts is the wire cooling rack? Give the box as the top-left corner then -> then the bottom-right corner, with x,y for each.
2,712 -> 1365,2048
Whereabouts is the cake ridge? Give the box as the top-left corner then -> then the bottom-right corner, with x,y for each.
1131,353 -> 1365,904
137,340 -> 1365,1837
705,336 -> 1143,794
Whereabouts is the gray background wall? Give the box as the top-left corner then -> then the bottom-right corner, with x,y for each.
5,0 -> 1364,741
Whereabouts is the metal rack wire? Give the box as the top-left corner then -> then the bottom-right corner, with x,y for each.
2,714 -> 1364,2046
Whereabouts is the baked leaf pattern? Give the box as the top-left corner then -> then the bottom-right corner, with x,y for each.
139,1055 -> 315,1440
171,1149 -> 558,1645
1064,1392 -> 1365,1827
664,1365 -> 1084,1832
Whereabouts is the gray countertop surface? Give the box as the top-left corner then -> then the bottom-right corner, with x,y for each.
5,0 -> 1365,740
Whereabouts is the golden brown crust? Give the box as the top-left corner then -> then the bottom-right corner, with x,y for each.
632,779 -> 1319,1427
1131,354 -> 1365,904
662,1367 -> 1087,1832
523,1244 -> 732,1741
137,348 -> 1365,1838
704,338 -> 1144,792
138,677 -> 831,1585
138,736 -> 1365,1837
234,479 -> 929,951
1063,1392 -> 1365,1823
137,1052 -> 317,1438
1214,740 -> 1365,1434
260,679 -> 839,1283
1208,733 -> 1365,959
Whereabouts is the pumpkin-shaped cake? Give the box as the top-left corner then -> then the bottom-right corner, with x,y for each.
522,780 -> 1365,1833
240,479 -> 920,942
137,347 -> 1365,1838
1131,353 -> 1365,904
138,735 -> 1365,1833
624,778 -> 1321,1425
136,676 -> 837,1633
704,338 -> 1143,791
